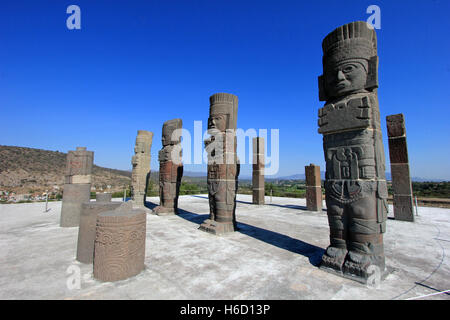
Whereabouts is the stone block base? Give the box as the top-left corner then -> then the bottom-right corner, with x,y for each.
152,205 -> 177,216
93,207 -> 147,282
319,263 -> 392,285
199,219 -> 235,235
96,193 -> 112,202
60,183 -> 91,227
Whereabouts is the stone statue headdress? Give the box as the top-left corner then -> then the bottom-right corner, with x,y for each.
135,130 -> 153,154
319,21 -> 379,101
209,93 -> 239,130
162,118 -> 182,146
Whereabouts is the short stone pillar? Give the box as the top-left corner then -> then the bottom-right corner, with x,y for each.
386,114 -> 414,222
96,193 -> 112,203
93,204 -> 147,282
252,137 -> 265,205
305,164 -> 322,211
131,130 -> 153,208
76,199 -> 122,264
60,147 -> 94,227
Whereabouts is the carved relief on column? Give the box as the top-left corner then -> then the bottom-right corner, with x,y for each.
199,93 -> 240,235
131,130 -> 153,207
153,119 -> 183,215
317,21 -> 389,283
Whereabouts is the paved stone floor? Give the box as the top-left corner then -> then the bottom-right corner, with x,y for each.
0,194 -> 449,300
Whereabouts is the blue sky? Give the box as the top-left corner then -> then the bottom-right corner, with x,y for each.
1,0 -> 449,179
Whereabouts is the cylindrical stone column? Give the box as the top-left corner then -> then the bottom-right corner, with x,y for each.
60,147 -> 94,227
305,164 -> 322,211
76,200 -> 122,263
252,137 -> 265,205
386,113 -> 414,222
93,206 -> 147,282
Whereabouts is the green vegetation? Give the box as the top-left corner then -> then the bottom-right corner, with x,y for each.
410,182 -> 450,198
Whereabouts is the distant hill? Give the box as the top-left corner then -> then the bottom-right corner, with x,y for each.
0,145 -> 132,193
1,145 -> 445,195
269,172 -> 445,182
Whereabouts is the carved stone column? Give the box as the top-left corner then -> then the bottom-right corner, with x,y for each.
60,147 -> 94,227
252,137 -> 265,205
199,93 -> 240,235
386,113 -> 414,222
153,119 -> 183,215
131,130 -> 153,208
76,195 -> 122,264
93,203 -> 147,282
305,164 -> 322,211
317,21 -> 389,283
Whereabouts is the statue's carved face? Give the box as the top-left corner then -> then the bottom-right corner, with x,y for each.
162,128 -> 173,146
208,114 -> 227,132
324,60 -> 368,99
135,141 -> 145,153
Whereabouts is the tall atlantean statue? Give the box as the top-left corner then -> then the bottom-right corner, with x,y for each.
317,21 -> 388,283
60,147 -> 94,227
153,119 -> 183,215
131,130 -> 153,208
199,93 -> 240,235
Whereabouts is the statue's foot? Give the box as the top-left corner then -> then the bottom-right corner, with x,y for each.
152,206 -> 176,216
319,246 -> 347,272
342,251 -> 385,281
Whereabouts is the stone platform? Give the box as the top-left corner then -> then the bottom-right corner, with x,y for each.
0,195 -> 449,300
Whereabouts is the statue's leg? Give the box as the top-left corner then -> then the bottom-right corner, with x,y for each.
343,195 -> 385,280
320,196 -> 347,272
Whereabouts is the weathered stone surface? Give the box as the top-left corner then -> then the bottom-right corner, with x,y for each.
392,195 -> 414,222
60,147 -> 94,227
96,193 -> 112,203
386,113 -> 406,138
387,137 -> 409,164
305,164 -> 322,212
153,119 -> 183,216
131,130 -> 153,208
60,184 -> 91,227
391,164 -> 413,195
93,206 -> 146,282
317,21 -> 388,283
387,113 -> 414,222
199,93 -> 240,235
252,137 -> 265,205
76,200 -> 122,263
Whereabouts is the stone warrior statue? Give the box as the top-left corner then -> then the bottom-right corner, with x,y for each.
199,93 -> 240,235
153,119 -> 183,215
317,21 -> 388,282
131,130 -> 153,208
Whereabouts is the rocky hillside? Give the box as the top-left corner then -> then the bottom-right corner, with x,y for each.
0,145 -> 132,193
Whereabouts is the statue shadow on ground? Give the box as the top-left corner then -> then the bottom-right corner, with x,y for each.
176,207 -> 325,267
190,195 -> 326,212
144,201 -> 158,210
